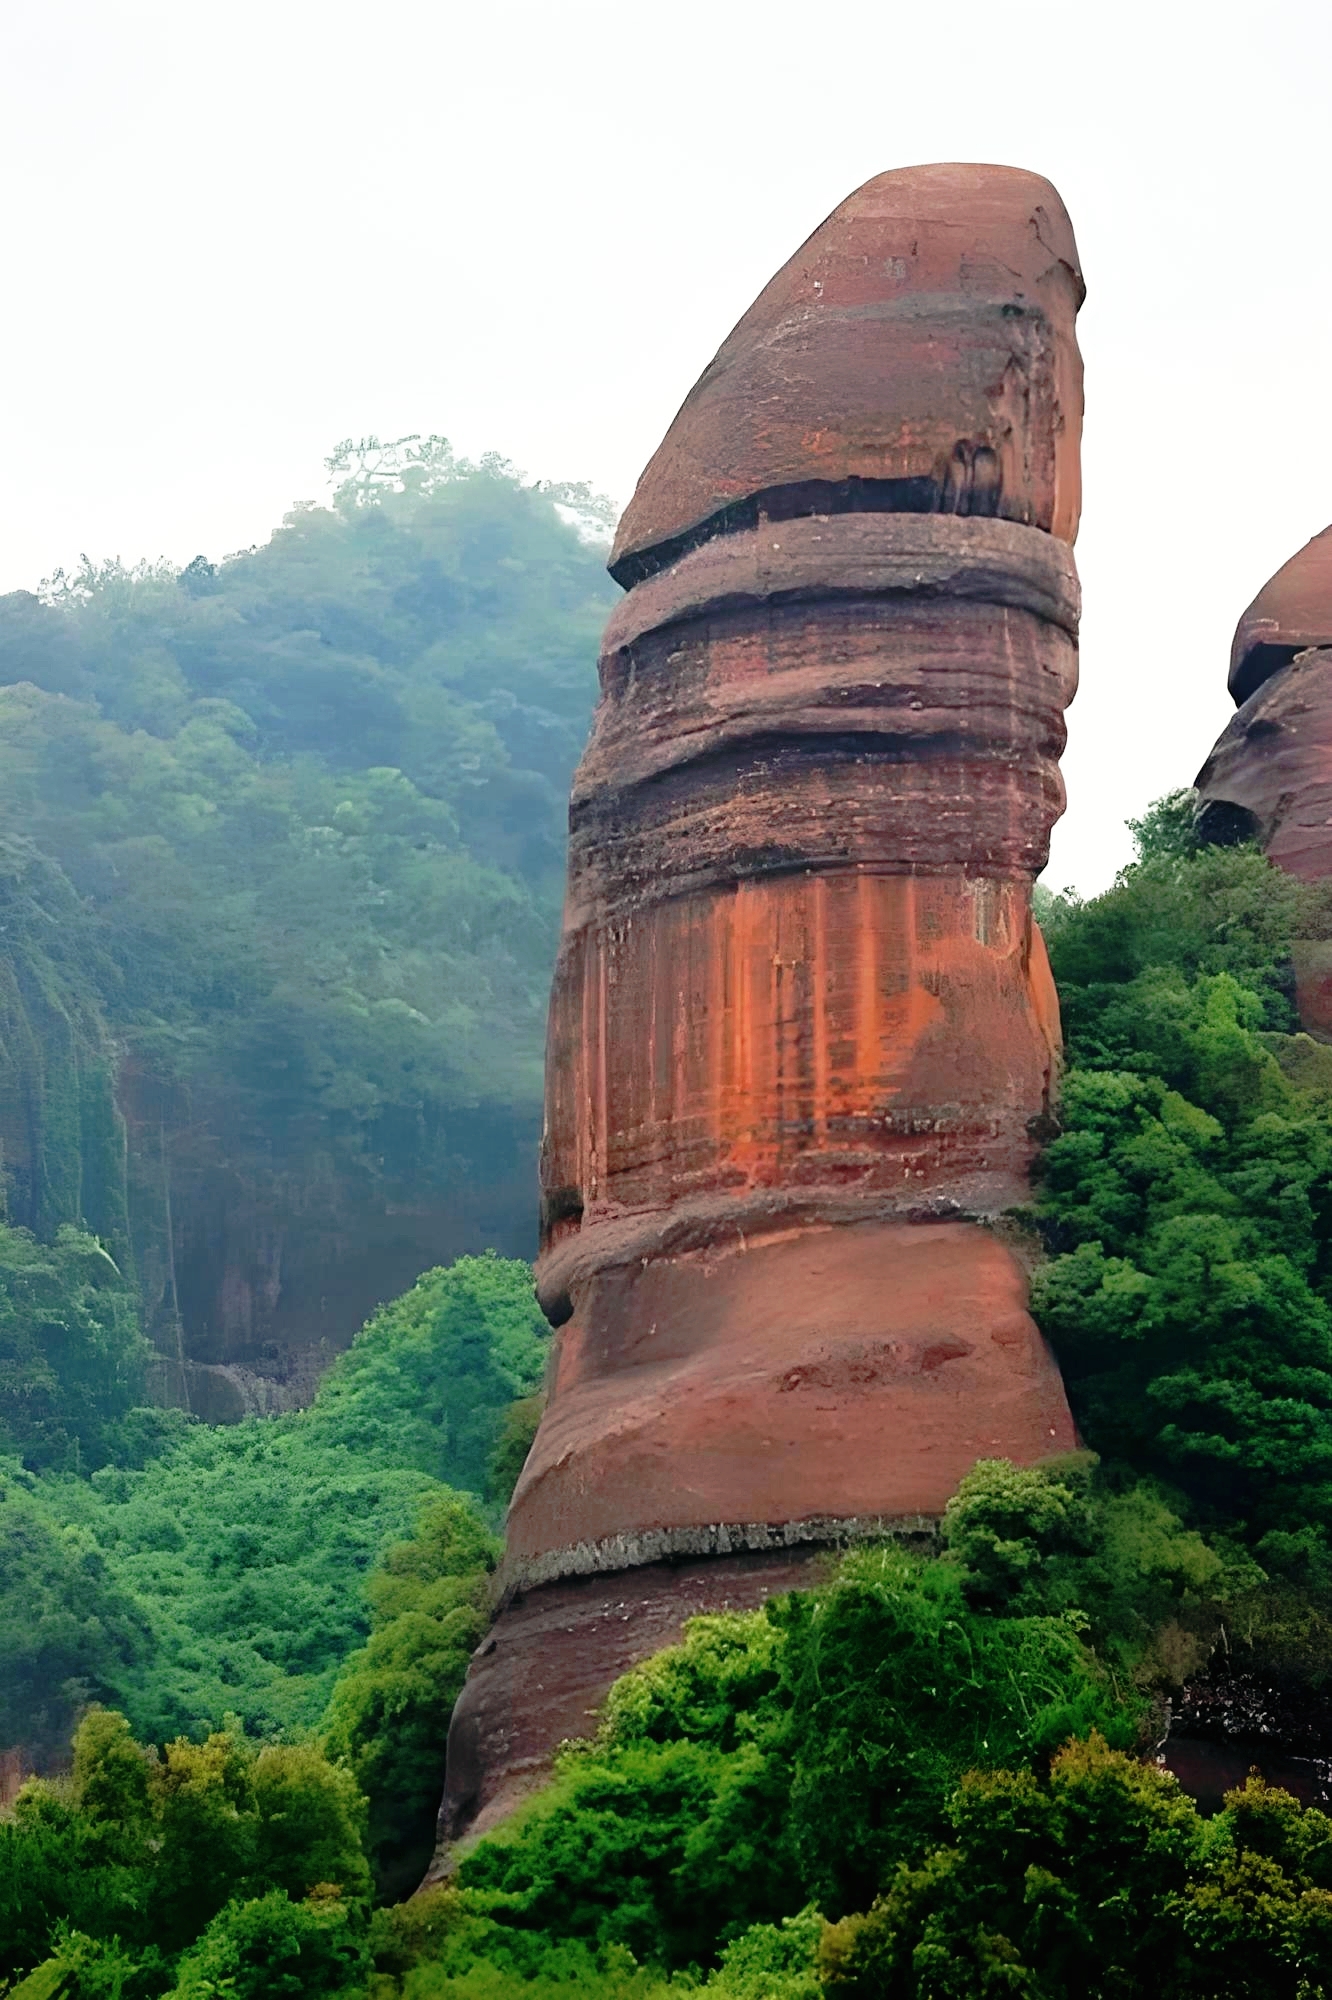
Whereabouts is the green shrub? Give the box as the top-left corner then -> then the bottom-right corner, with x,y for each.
1031,816 -> 1332,1564
0,1224 -> 147,1472
776,1546 -> 1134,1915
168,1890 -> 370,1999
322,1495 -> 498,1899
10,1258 -> 521,1750
939,1455 -> 1258,1686
0,1463 -> 149,1764
0,1710 -> 369,1984
820,1737 -> 1332,1998
456,1541 -> 1136,1961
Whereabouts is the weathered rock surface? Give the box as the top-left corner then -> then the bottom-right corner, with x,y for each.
1226,523 -> 1332,704
509,1220 -> 1071,1582
611,163 -> 1085,584
434,163 -> 1084,1866
1197,646 -> 1332,884
1197,526 -> 1332,1032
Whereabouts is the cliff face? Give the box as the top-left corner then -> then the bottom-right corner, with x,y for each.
119,1068 -> 537,1421
1196,525 -> 1332,1033
437,163 -> 1085,1854
0,909 -> 537,1424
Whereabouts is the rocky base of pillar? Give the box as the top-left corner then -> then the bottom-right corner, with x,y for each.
426,1547 -> 833,1876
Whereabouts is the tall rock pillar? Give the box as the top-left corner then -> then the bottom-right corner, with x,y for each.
437,163 -> 1083,1854
1196,526 -> 1332,1032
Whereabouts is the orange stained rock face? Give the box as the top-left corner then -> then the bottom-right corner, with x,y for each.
541,872 -> 1060,1273
524,168 -> 1084,1564
610,163 -> 1085,585
539,510 -> 1079,1300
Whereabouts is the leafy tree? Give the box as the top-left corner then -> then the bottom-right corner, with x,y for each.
704,1908 -> 822,1998
1040,832 -> 1303,1031
1030,812 -> 1332,1568
167,1889 -> 370,2000
938,1454 -> 1253,1687
485,1393 -> 543,1507
775,1547 -> 1134,1916
307,1255 -> 547,1499
322,1495 -> 498,1900
0,1463 -> 149,1766
820,1740 -> 1332,1999
456,1545 -> 1133,1963
0,1224 -> 148,1471
0,1708 -> 369,1986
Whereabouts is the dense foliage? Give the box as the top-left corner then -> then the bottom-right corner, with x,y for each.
323,1494 -> 497,1900
0,1707 -> 372,1994
1,1451 -> 1298,1995
822,1738 -> 1332,1997
455,1541 -> 1129,1961
0,1221 -> 148,1472
1034,802 -> 1332,1583
1,1255 -> 540,1758
0,1464 -> 149,1769
442,1454 -> 1251,1963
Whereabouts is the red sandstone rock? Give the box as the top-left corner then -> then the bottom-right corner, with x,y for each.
1198,646 -> 1332,884
610,163 -> 1085,585
1197,526 -> 1332,1033
1228,524 -> 1332,703
524,531 -> 1079,1573
510,1221 -> 1073,1578
434,164 -> 1084,1868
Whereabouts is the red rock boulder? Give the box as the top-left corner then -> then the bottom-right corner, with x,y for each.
1196,526 -> 1332,1031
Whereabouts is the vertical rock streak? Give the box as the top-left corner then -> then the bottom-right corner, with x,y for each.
436,162 -> 1085,1856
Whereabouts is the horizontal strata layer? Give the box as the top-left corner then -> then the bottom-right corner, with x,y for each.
1228,523 -> 1332,701
537,1183 -> 1029,1326
510,1217 -> 1075,1573
601,514 -> 1082,659
541,872 -> 1060,1231
496,1510 -> 937,1604
1196,647 -> 1332,880
437,168 -> 1087,1863
566,522 -> 1078,919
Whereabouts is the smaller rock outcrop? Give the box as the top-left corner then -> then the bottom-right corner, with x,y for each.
1196,525 -> 1332,1031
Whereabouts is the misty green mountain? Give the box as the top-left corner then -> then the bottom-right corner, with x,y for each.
0,437 -> 612,1423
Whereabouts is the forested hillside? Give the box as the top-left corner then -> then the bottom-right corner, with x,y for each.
0,438 -> 612,1417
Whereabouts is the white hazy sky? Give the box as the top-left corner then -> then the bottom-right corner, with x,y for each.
2,0 -> 1330,892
